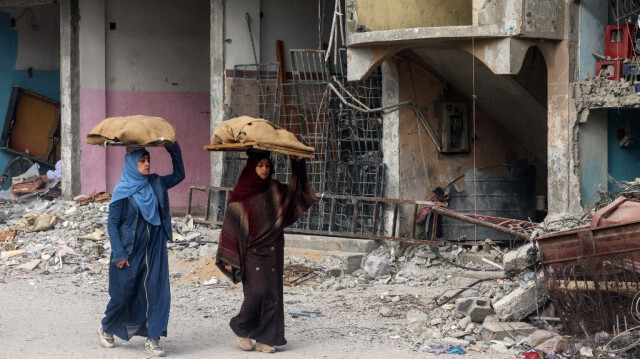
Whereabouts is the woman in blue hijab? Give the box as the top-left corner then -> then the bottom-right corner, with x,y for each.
98,142 -> 184,357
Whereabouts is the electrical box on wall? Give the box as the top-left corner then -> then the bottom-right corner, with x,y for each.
441,102 -> 469,153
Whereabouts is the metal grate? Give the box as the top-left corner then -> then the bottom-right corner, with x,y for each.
222,63 -> 282,188
227,63 -> 281,122
218,48 -> 387,238
545,254 -> 640,334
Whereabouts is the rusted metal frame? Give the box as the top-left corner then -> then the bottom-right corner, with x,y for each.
187,185 -> 213,218
430,213 -> 439,241
191,185 -> 448,243
372,201 -> 380,236
305,207 -> 312,230
392,203 -> 398,237
430,206 -> 530,241
351,199 -> 359,234
465,213 -> 535,229
187,187 -> 194,215
204,188 -> 212,221
538,220 -> 640,265
329,197 -> 336,231
284,227 -> 442,245
410,203 -> 418,240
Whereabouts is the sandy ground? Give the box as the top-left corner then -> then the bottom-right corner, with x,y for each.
0,256 -> 504,359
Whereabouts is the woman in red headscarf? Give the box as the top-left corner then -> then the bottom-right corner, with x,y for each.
216,150 -> 316,353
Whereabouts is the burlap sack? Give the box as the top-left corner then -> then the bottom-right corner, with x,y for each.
212,116 -> 314,153
86,115 -> 176,146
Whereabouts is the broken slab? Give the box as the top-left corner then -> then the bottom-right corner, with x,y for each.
456,297 -> 495,323
493,274 -> 548,321
503,242 -> 541,273
285,248 -> 363,274
481,321 -> 537,341
17,259 -> 40,271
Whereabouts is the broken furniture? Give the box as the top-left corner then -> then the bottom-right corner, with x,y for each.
1,86 -> 59,189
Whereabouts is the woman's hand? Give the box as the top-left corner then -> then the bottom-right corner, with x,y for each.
115,259 -> 130,269
224,264 -> 232,272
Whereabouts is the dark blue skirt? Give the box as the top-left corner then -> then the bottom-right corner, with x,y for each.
101,221 -> 170,340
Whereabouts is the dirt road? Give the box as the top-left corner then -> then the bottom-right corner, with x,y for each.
0,262 -> 501,359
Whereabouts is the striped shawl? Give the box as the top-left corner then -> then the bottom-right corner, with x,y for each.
216,160 -> 317,283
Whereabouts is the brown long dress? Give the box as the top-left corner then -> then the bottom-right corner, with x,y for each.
216,159 -> 316,346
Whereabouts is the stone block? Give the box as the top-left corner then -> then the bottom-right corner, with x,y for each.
503,242 -> 541,273
481,322 -> 537,341
284,248 -> 363,274
493,275 -> 548,321
456,297 -> 495,322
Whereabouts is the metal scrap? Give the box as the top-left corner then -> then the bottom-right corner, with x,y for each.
283,264 -> 318,286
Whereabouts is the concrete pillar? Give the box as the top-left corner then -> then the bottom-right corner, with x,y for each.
543,1 -> 581,216
210,0 -> 225,188
78,0 -> 107,194
381,60 -> 400,235
60,0 -> 81,198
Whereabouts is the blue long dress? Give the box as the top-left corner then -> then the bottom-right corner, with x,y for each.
101,143 -> 184,341
101,211 -> 170,340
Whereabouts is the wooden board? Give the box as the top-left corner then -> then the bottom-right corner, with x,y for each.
203,142 -> 315,158
97,140 -> 173,147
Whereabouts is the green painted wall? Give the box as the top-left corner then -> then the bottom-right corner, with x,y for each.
355,0 -> 471,30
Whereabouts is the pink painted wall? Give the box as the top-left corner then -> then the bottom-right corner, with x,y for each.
80,89 -> 107,195
80,90 -> 211,208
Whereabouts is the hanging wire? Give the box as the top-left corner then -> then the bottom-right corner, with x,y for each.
471,7 -> 478,244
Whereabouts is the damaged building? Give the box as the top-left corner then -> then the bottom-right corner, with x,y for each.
4,0 -> 640,354
0,0 -> 588,223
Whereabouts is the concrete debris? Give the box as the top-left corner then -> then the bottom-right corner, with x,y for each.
493,272 -> 548,321
17,259 -> 40,270
78,229 -> 105,241
579,346 -> 594,357
456,297 -> 495,323
525,329 -> 568,356
502,242 -> 540,274
363,254 -> 390,278
481,322 -> 536,341
575,75 -> 640,113
0,196 -> 575,357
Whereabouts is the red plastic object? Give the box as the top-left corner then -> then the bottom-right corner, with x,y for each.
523,351 -> 541,359
596,60 -> 623,81
605,25 -> 636,59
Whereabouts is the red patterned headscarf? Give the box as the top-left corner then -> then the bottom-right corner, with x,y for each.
228,151 -> 274,203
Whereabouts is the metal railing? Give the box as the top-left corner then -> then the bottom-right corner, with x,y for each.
187,185 -> 442,245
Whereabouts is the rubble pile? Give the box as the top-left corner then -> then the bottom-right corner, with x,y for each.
0,196 -> 218,278
0,196 -> 619,358
574,75 -> 640,112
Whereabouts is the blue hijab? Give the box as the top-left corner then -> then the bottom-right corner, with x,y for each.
110,149 -> 161,226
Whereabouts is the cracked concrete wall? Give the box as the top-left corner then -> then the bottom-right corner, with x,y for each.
537,1 -> 582,217
477,0 -> 563,39
578,110 -> 607,207
354,0 -> 471,31
393,58 -> 539,198
380,57 -> 541,236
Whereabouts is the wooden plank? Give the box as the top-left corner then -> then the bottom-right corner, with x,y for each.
276,40 -> 287,85
203,142 -> 315,158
